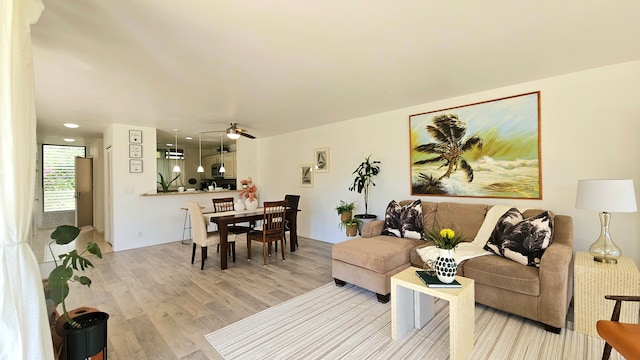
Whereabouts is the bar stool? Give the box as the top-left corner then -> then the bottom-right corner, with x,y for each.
180,207 -> 192,244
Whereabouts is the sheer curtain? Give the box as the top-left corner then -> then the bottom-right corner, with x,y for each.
0,1 -> 54,359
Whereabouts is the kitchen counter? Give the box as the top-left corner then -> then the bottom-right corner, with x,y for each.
141,189 -> 239,196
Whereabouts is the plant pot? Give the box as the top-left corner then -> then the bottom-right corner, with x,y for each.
345,223 -> 359,237
340,211 -> 353,223
245,198 -> 258,211
61,310 -> 109,360
435,248 -> 457,284
353,213 -> 377,235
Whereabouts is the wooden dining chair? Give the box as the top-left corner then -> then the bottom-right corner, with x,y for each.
247,200 -> 287,266
597,295 -> 640,360
186,202 -> 222,270
211,197 -> 252,260
284,194 -> 300,248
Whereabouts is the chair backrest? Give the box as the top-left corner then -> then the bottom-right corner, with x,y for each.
186,202 -> 208,245
284,194 -> 300,210
262,200 -> 287,237
212,197 -> 235,213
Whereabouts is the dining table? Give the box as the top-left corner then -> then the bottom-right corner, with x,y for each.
202,206 -> 300,270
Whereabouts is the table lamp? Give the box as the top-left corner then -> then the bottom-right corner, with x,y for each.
575,179 -> 637,264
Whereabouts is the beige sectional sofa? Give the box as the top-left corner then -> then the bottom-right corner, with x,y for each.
331,200 -> 574,333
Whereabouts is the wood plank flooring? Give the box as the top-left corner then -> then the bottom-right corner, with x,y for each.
60,233 -> 334,360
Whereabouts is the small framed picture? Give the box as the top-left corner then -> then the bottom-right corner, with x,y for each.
314,147 -> 330,173
129,129 -> 142,144
129,144 -> 142,158
300,163 -> 313,187
129,159 -> 143,173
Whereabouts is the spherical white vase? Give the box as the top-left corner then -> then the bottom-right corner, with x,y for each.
435,248 -> 457,283
234,199 -> 245,211
245,198 -> 258,211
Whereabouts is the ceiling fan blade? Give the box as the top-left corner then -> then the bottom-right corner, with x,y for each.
239,131 -> 256,139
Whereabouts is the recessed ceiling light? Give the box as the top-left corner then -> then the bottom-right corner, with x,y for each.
63,138 -> 75,142
166,143 -> 173,147
64,123 -> 79,128
185,137 -> 193,140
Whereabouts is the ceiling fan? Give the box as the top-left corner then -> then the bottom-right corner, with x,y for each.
226,123 -> 255,139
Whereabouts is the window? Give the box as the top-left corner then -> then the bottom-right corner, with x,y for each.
42,144 -> 86,212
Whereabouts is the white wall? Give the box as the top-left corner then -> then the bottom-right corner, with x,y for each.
104,124 -> 160,251
256,60 -> 640,265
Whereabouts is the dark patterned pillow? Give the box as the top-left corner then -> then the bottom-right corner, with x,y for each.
484,208 -> 553,267
382,200 -> 424,239
381,200 -> 402,237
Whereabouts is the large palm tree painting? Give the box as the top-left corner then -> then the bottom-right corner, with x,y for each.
410,92 -> 541,199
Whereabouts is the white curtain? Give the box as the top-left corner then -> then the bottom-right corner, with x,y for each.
0,1 -> 53,359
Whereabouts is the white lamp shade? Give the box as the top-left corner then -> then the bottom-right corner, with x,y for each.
173,165 -> 181,173
219,164 -> 226,174
575,179 -> 637,213
197,165 -> 204,173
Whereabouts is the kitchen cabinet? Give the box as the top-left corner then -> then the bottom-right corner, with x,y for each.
222,152 -> 236,179
200,153 -> 236,179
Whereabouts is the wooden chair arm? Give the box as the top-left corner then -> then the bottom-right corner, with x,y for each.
605,295 -> 640,302
604,295 -> 640,322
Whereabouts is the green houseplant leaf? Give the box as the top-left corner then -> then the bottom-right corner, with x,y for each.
348,155 -> 381,215
46,225 -> 102,328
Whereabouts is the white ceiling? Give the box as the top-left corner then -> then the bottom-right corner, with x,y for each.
32,1 -> 640,147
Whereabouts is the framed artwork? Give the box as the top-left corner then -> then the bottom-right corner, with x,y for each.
129,159 -> 143,173
300,163 -> 314,187
129,144 -> 142,158
129,129 -> 142,144
409,91 -> 541,199
314,147 -> 330,173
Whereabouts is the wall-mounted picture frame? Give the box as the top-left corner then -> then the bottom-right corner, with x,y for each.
129,144 -> 142,158
129,129 -> 142,144
129,159 -> 143,173
314,147 -> 330,173
300,163 -> 314,187
409,91 -> 541,199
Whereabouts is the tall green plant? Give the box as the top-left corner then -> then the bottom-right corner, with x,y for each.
348,155 -> 381,215
47,225 -> 102,328
157,172 -> 180,193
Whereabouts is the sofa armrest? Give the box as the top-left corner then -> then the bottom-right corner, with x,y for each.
361,220 -> 385,238
537,241 -> 574,328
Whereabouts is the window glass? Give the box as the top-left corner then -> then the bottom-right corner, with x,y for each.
42,144 -> 86,212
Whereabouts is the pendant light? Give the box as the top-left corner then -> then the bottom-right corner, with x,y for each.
172,129 -> 181,173
219,135 -> 226,174
196,132 -> 204,173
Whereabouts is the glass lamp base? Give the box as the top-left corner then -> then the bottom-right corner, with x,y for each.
589,212 -> 621,264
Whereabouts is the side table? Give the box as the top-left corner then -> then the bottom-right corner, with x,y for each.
574,251 -> 640,337
391,266 -> 475,360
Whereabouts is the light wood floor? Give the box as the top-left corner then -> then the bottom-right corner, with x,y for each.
60,232 -> 334,360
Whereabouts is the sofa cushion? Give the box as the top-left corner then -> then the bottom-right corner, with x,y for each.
462,255 -> 540,296
400,200 -> 437,231
332,236 -> 423,274
381,200 -> 424,239
433,202 -> 489,241
485,208 -> 553,267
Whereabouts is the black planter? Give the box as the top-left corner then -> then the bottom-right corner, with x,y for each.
62,311 -> 109,360
354,214 -> 378,235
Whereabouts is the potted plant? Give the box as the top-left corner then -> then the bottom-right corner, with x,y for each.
425,228 -> 464,283
157,172 -> 180,193
239,177 -> 258,210
339,218 -> 362,237
46,225 -> 109,360
335,201 -> 356,222
348,155 -> 381,222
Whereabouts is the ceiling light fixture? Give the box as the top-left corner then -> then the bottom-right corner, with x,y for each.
63,123 -> 79,128
63,138 -> 75,142
197,133 -> 204,173
185,136 -> 193,140
226,127 -> 241,140
172,129 -> 181,173
219,135 -> 226,174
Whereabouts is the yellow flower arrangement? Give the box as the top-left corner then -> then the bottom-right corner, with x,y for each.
426,227 -> 464,250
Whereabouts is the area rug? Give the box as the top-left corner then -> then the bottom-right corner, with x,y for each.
205,283 -> 617,359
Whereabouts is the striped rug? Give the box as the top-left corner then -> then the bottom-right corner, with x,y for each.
205,283 -> 621,359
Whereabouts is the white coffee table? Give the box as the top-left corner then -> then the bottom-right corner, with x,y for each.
391,266 -> 475,360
